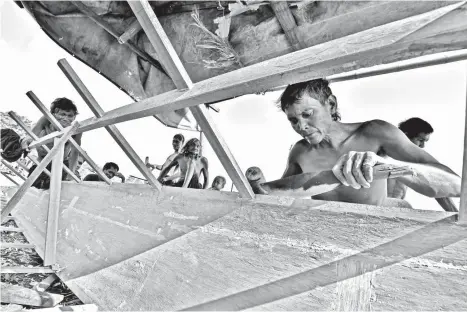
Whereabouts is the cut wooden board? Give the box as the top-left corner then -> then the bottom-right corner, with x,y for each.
0,282 -> 63,307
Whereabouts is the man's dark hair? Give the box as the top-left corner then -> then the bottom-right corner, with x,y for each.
103,162 -> 119,171
174,133 -> 185,143
50,98 -> 78,115
398,118 -> 433,139
278,79 -> 341,121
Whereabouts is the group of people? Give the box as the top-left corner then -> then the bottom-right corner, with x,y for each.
17,78 -> 461,211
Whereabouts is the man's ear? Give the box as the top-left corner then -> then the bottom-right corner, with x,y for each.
326,95 -> 338,115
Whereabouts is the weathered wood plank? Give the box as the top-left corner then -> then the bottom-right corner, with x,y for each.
25,92 -> 111,185
271,2 -> 304,51
28,130 -> 64,150
1,160 -> 26,181
128,0 -> 255,198
0,122 -> 79,220
1,173 -> 19,186
0,226 -> 24,232
44,139 -> 65,266
1,243 -> 35,249
32,304 -> 98,312
57,59 -> 162,190
34,274 -> 59,292
118,18 -> 141,44
460,62 -> 467,223
25,155 -> 51,176
0,282 -> 63,307
8,111 -> 79,182
0,267 -> 55,274
76,2 -> 467,134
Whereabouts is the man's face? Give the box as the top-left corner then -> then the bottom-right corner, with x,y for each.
104,167 -> 117,179
410,132 -> 431,148
213,180 -> 225,191
53,109 -> 76,128
285,94 -> 333,145
172,138 -> 183,152
187,140 -> 201,154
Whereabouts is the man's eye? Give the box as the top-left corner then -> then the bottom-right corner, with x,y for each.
302,111 -> 313,118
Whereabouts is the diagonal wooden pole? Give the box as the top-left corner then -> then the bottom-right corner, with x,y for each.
128,0 -> 254,198
25,92 -> 112,185
57,58 -> 162,190
1,172 -> 19,186
459,63 -> 467,223
1,160 -> 26,181
1,122 -> 79,220
8,111 -> 80,183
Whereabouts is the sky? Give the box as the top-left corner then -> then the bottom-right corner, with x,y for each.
1,0 -> 466,211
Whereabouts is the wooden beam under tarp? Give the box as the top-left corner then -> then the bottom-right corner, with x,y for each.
128,0 -> 255,199
74,2 -> 467,134
270,1 -> 304,50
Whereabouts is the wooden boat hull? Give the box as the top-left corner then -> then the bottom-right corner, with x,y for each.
5,182 -> 467,310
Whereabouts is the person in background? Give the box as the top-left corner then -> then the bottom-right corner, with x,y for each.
84,162 -> 125,183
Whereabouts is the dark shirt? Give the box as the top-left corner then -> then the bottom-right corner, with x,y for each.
83,173 -> 104,182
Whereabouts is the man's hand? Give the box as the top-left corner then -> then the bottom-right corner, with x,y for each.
332,151 -> 388,189
20,137 -> 33,152
245,166 -> 269,195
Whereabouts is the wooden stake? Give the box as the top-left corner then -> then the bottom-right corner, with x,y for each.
128,0 -> 255,199
0,267 -> 55,274
57,59 -> 162,190
1,172 -> 19,186
7,111 -> 79,182
0,122 -> 79,220
1,160 -> 26,181
34,274 -> 58,292
1,243 -> 35,249
44,138 -> 65,266
459,63 -> 467,223
25,93 -> 111,185
270,2 -> 304,50
0,282 -> 63,307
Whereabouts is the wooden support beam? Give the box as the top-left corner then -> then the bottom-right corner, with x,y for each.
0,282 -> 63,307
75,2 -> 467,134
1,172 -> 19,186
8,111 -> 80,183
0,122 -> 79,220
57,59 -> 162,190
2,216 -> 15,222
1,160 -> 26,181
0,267 -> 56,274
1,243 -> 35,249
33,274 -> 58,292
32,304 -> 98,312
460,63 -> 467,223
44,138 -> 65,266
70,1 -> 166,75
118,18 -> 142,44
270,1 -> 304,50
0,226 -> 24,232
25,92 -> 112,185
128,0 -> 255,199
26,156 -> 51,177
28,130 -> 63,149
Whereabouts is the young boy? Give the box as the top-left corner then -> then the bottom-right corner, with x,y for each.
209,176 -> 226,191
84,162 -> 125,183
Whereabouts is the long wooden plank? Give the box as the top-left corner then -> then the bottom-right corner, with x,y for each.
75,2 -> 467,134
0,226 -> 24,232
57,59 -> 162,190
0,267 -> 55,274
271,1 -> 304,50
0,282 -> 63,307
8,111 -> 80,183
460,63 -> 467,223
128,0 -> 255,198
26,155 -> 51,176
1,172 -> 19,186
118,18 -> 141,44
1,160 -> 26,181
44,139 -> 65,266
28,130 -> 63,149
1,243 -> 35,249
0,122 -> 79,220
25,92 -> 111,185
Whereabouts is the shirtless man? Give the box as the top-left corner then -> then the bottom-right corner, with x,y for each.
387,117 -> 458,211
158,138 -> 209,189
209,176 -> 226,191
84,162 -> 125,183
21,98 -> 82,183
248,79 -> 460,207
146,134 -> 184,171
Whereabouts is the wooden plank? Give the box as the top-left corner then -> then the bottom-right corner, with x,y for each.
34,274 -> 58,292
28,130 -> 64,149
0,227 -> 24,232
57,59 -> 162,190
25,92 -> 112,185
128,0 -> 255,198
1,172 -> 19,186
0,282 -> 63,307
44,139 -> 65,266
32,304 -> 98,312
1,243 -> 35,249
75,2 -> 467,134
1,160 -> 26,181
0,267 -> 55,274
26,155 -> 51,176
0,122 -> 80,220
460,62 -> 467,223
270,1 -> 304,50
118,18 -> 141,44
2,216 -> 15,222
8,111 -> 79,183
70,1 -> 165,75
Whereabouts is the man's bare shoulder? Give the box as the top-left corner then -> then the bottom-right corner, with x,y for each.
288,139 -> 308,161
201,156 -> 209,166
358,119 -> 397,139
